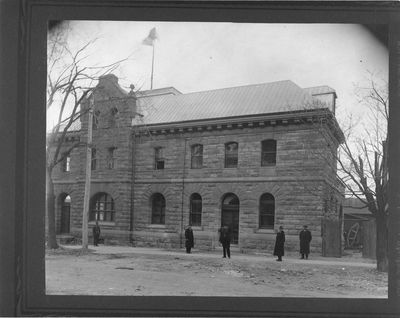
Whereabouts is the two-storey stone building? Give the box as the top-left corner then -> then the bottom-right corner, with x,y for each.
51,74 -> 344,256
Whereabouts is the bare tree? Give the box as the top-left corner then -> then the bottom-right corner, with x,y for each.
337,75 -> 388,272
299,75 -> 389,271
46,22 -> 126,249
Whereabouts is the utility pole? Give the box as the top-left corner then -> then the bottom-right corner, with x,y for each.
82,94 -> 94,249
150,42 -> 155,90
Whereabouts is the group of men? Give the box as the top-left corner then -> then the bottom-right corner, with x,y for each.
273,225 -> 312,261
184,224 -> 312,261
184,225 -> 232,258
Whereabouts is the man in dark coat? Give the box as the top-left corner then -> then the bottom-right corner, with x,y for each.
92,220 -> 101,246
184,226 -> 194,253
299,225 -> 312,259
273,226 -> 285,261
219,225 -> 231,258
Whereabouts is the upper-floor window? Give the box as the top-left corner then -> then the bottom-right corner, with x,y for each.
154,147 -> 165,170
225,142 -> 238,168
151,193 -> 166,224
191,144 -> 203,169
190,193 -> 202,226
109,107 -> 118,128
107,147 -> 116,169
91,148 -> 97,170
93,110 -> 100,130
259,193 -> 275,229
62,154 -> 71,172
261,139 -> 277,166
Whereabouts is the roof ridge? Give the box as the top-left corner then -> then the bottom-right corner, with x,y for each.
175,79 -> 296,97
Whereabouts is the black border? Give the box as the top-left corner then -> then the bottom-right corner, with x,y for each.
8,0 -> 400,316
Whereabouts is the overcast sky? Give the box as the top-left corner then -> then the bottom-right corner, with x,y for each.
49,21 -> 388,127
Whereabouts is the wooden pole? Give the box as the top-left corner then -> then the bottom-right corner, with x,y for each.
82,95 -> 94,249
150,43 -> 155,90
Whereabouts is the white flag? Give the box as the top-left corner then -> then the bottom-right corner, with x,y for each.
142,27 -> 158,46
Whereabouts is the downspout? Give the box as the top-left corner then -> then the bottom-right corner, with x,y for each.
129,128 -> 136,245
180,137 -> 188,248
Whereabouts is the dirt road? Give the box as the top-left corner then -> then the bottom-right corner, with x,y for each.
46,245 -> 387,298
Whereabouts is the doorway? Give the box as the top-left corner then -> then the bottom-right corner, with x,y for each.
60,195 -> 71,234
221,193 -> 239,244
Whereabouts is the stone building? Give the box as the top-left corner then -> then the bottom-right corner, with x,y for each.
51,74 -> 345,256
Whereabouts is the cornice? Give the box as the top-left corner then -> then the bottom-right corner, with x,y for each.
132,108 -> 344,142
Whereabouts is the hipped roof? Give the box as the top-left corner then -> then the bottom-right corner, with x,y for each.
135,80 -> 336,126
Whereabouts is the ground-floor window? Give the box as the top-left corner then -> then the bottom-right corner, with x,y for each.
189,193 -> 202,226
259,193 -> 275,229
90,192 -> 115,222
151,193 -> 166,224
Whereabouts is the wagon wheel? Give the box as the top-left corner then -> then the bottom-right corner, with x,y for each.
346,222 -> 360,248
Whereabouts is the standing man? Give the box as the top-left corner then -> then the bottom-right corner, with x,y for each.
219,225 -> 231,258
299,225 -> 312,259
185,225 -> 194,253
273,226 -> 285,261
92,220 -> 101,246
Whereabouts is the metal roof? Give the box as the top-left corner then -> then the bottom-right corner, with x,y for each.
304,85 -> 336,97
53,79 -> 337,132
135,80 -> 329,126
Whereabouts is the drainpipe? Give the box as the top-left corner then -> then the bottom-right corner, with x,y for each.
129,129 -> 136,245
180,137 -> 188,248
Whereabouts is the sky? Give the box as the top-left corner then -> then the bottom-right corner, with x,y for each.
48,21 -> 388,128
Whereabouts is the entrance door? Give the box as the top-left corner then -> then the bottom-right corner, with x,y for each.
322,218 -> 341,257
221,193 -> 239,244
60,195 -> 71,234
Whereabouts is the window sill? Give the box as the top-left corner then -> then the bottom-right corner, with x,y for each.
255,228 -> 275,234
89,221 -> 115,226
147,224 -> 167,229
190,226 -> 203,231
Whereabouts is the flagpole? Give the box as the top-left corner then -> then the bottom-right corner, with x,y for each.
150,42 -> 155,90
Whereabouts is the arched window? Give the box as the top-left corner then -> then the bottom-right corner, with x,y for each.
191,144 -> 203,169
261,139 -> 277,166
90,192 -> 115,222
190,193 -> 202,226
221,193 -> 240,244
259,193 -> 275,229
59,194 -> 71,234
151,193 -> 166,224
225,142 -> 238,168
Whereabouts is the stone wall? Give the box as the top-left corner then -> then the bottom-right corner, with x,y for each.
49,77 -> 343,255
132,122 -> 339,253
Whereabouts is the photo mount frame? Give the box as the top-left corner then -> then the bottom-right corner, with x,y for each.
3,0 -> 400,316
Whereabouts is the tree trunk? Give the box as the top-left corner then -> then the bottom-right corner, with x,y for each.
375,212 -> 388,272
46,167 -> 59,249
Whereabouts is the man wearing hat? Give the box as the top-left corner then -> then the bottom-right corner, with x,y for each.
299,225 -> 312,259
273,226 -> 285,261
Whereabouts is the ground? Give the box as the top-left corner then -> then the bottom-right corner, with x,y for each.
46,245 -> 387,298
